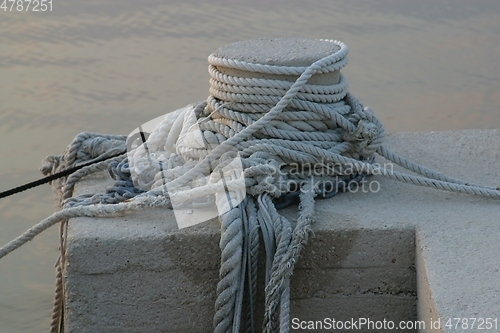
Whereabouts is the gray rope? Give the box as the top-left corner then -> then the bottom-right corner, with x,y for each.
244,198 -> 259,333
233,202 -> 248,333
257,194 -> 277,285
262,182 -> 314,333
260,194 -> 292,333
377,145 -> 495,188
213,203 -> 243,333
161,41 -> 353,192
0,196 -> 169,260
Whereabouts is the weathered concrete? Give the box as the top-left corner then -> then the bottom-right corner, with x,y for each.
64,129 -> 500,333
211,38 -> 342,84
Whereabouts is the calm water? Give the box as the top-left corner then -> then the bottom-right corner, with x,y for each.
1,1 -> 499,331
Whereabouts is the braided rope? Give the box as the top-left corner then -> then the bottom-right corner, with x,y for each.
214,202 -> 243,332
244,198 -> 259,333
260,194 -> 292,332
0,38 -> 499,333
0,196 -> 169,260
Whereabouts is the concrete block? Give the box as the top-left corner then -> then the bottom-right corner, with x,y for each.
64,129 -> 500,333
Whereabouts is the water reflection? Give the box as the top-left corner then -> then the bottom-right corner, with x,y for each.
1,1 -> 499,331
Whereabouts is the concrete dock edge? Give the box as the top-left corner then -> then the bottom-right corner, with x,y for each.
64,129 -> 500,333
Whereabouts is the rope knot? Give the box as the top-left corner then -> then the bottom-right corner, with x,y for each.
343,107 -> 384,159
244,163 -> 282,197
347,119 -> 378,146
40,155 -> 62,176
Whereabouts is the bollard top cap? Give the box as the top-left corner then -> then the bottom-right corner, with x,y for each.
212,37 -> 342,67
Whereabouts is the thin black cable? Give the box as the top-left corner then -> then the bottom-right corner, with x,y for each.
0,150 -> 126,200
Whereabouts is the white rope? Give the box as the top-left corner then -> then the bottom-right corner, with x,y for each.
0,195 -> 169,260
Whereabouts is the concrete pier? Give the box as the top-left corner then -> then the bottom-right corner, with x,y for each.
62,129 -> 500,332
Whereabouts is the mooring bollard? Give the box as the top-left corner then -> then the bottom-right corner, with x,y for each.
62,38 -> 411,332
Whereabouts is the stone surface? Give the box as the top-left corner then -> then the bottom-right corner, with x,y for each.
64,129 -> 500,333
210,37 -> 343,84
212,37 -> 341,67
